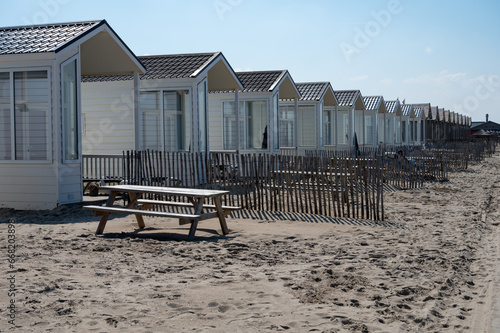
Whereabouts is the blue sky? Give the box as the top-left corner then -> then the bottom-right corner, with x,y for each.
2,0 -> 500,121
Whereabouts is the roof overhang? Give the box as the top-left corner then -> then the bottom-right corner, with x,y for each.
322,83 -> 338,107
395,103 -> 403,116
200,53 -> 243,91
272,71 -> 300,99
67,21 -> 145,76
376,98 -> 387,113
354,92 -> 366,111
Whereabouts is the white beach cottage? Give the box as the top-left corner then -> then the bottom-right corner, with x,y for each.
411,103 -> 431,145
0,20 -> 145,209
279,82 -> 338,155
384,100 -> 403,147
333,90 -> 367,150
208,70 -> 301,154
82,52 -> 243,154
362,96 -> 387,149
401,104 -> 415,146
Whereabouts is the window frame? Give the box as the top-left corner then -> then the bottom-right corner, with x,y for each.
139,87 -> 192,152
221,98 -> 269,151
61,55 -> 80,163
0,66 -> 52,164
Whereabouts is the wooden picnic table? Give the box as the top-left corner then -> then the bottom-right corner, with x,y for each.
83,184 -> 240,240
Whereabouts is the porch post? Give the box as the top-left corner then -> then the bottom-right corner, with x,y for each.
294,98 -> 299,155
334,106 -> 338,150
235,88 -> 240,154
133,71 -> 140,150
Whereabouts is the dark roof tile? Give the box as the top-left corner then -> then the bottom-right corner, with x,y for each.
401,104 -> 413,116
296,82 -> 329,101
385,100 -> 399,114
334,90 -> 360,107
236,70 -> 285,92
0,21 -> 101,54
82,52 -> 219,82
363,96 -> 383,111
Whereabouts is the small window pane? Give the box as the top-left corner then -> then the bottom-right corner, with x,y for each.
0,72 -> 11,160
14,71 -> 49,160
140,91 -> 161,150
299,105 -> 315,147
279,105 -> 295,147
246,101 -> 267,149
63,59 -> 78,161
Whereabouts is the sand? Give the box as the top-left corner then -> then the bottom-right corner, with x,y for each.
1,152 -> 499,332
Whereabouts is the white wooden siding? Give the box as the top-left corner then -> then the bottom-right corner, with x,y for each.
81,80 -> 135,154
0,164 -> 58,209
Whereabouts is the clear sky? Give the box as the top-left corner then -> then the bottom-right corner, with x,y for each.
2,0 -> 499,122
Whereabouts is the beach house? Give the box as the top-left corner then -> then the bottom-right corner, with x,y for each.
333,90 -> 366,149
411,103 -> 431,144
278,82 -> 338,155
401,104 -> 415,145
362,96 -> 387,148
208,70 -> 300,154
0,20 -> 145,209
82,52 -> 243,155
384,100 -> 403,147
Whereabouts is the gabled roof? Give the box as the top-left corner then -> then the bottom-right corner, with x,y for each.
363,96 -> 386,113
0,20 -> 145,76
444,110 -> 450,122
412,103 -> 431,118
0,20 -> 100,54
296,82 -> 338,106
334,90 -> 366,110
401,104 -> 415,117
236,70 -> 300,99
471,120 -> 500,131
82,52 -> 243,90
412,106 -> 424,119
438,108 -> 445,121
83,52 -> 214,80
385,100 -> 403,116
430,106 -> 439,121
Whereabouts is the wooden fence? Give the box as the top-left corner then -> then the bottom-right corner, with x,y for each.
82,140 -> 496,221
122,150 -> 385,221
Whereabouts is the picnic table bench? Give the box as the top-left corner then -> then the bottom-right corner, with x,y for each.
83,185 -> 240,240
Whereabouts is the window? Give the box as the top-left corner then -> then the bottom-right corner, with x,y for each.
365,114 -> 374,145
62,58 -> 78,161
323,109 -> 332,146
337,110 -> 349,145
246,101 -> 267,149
385,116 -> 393,144
0,70 -> 49,161
355,111 -> 364,145
299,105 -> 315,146
164,91 -> 190,152
223,100 -> 244,150
223,100 -> 268,150
278,105 -> 295,147
139,90 -> 191,152
401,120 -> 406,143
140,91 -> 161,150
0,72 -> 11,160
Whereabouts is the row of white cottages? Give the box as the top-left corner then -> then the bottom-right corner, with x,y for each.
0,20 -> 471,210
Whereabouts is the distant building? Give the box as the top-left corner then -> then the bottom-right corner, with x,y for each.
470,120 -> 500,135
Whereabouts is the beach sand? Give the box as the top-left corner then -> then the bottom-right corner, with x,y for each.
1,152 -> 499,332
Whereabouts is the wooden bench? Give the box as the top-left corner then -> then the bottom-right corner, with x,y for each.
136,199 -> 240,216
83,205 -> 201,220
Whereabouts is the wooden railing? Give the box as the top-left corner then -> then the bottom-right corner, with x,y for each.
82,154 -> 123,182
